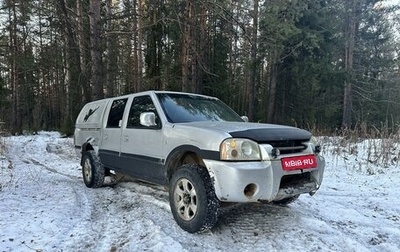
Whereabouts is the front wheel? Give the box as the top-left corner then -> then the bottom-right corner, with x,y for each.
169,164 -> 220,233
82,150 -> 105,188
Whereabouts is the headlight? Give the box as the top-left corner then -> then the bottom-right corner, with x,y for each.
220,138 -> 261,161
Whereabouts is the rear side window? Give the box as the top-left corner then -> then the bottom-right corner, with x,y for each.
107,98 -> 128,128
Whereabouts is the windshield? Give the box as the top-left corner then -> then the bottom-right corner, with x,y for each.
156,93 -> 244,123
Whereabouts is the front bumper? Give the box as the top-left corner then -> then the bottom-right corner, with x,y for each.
204,155 -> 325,203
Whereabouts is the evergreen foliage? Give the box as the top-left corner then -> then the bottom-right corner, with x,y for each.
0,0 -> 399,135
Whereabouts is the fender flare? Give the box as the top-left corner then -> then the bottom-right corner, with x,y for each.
164,145 -> 219,180
80,139 -> 98,166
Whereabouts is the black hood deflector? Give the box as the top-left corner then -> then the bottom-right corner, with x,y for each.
229,127 -> 312,143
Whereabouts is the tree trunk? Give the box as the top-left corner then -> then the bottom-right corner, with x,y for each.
57,0 -> 83,134
132,0 -> 139,93
149,2 -> 162,90
342,0 -> 357,129
267,62 -> 277,123
247,0 -> 258,121
195,1 -> 207,94
9,1 -> 21,134
105,0 -> 115,97
77,0 -> 91,103
181,0 -> 193,92
90,0 -> 103,101
137,0 -> 144,92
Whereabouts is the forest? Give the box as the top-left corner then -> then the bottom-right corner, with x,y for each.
0,0 -> 399,135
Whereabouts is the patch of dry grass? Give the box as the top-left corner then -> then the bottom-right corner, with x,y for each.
318,123 -> 400,174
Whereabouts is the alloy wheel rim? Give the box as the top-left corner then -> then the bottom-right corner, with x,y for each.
174,178 -> 198,221
83,158 -> 92,182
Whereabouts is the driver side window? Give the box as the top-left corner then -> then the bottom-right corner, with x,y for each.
127,95 -> 161,129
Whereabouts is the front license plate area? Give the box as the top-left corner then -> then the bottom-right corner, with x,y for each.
281,155 -> 317,171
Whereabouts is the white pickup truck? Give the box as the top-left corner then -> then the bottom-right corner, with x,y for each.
74,91 -> 325,233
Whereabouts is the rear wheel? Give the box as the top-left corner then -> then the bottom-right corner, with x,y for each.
82,150 -> 105,188
169,164 -> 220,233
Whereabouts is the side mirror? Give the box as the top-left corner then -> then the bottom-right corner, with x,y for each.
241,116 -> 249,122
140,112 -> 157,127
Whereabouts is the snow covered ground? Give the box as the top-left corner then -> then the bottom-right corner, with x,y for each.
0,132 -> 399,252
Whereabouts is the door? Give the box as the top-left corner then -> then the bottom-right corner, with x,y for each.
99,97 -> 129,170
120,95 -> 165,184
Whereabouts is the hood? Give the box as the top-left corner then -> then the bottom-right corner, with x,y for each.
178,121 -> 312,143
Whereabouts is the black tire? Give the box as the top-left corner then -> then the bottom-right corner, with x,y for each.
273,195 -> 300,206
82,150 -> 105,188
169,164 -> 220,233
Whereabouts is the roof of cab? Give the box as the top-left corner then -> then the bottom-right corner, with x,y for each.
86,90 -> 219,102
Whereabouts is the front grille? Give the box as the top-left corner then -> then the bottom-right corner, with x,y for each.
266,140 -> 307,154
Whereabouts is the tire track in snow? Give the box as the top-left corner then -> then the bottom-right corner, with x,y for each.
22,136 -> 80,180
17,135 -> 177,251
214,203 -> 299,251
25,157 -> 79,180
20,134 -> 182,251
101,186 -> 185,252
9,135 -> 97,251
